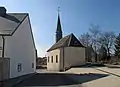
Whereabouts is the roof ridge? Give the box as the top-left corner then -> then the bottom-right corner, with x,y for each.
7,13 -> 28,15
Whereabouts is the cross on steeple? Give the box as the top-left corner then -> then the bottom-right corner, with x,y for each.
58,6 -> 60,13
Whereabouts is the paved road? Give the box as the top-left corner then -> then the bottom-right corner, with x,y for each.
14,73 -> 82,87
65,67 -> 120,87
14,66 -> 120,87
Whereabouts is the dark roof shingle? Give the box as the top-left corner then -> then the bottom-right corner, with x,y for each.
47,33 -> 84,52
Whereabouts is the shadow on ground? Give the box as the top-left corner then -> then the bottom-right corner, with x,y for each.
15,73 -> 109,86
72,63 -> 106,68
106,65 -> 120,68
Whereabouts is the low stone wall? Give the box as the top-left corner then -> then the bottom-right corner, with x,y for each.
0,57 -> 10,81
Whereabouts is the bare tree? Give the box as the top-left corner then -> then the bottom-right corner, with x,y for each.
79,32 -> 91,47
98,45 -> 107,61
99,31 -> 116,61
79,32 -> 92,62
115,33 -> 120,59
79,24 -> 116,62
89,24 -> 101,62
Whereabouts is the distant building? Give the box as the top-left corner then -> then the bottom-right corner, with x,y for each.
46,12 -> 85,71
36,57 -> 47,65
0,7 -> 36,80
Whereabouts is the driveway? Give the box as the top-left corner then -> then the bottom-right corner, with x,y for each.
14,73 -> 82,87
14,66 -> 120,87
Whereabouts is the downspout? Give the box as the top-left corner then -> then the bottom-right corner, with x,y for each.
2,36 -> 5,57
0,36 -> 5,86
63,47 -> 65,71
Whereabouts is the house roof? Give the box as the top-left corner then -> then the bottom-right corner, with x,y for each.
47,33 -> 84,52
0,13 -> 28,36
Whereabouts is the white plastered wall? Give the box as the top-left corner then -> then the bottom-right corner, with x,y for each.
4,16 -> 36,78
46,49 -> 60,71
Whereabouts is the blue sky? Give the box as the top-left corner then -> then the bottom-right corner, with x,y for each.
1,0 -> 120,57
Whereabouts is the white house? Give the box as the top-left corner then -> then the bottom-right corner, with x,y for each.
46,13 -> 85,71
0,7 -> 36,80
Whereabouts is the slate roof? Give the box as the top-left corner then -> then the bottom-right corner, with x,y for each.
0,13 -> 28,36
56,14 -> 62,33
47,33 -> 84,52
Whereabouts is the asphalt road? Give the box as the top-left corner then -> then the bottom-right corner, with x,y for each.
14,73 -> 81,87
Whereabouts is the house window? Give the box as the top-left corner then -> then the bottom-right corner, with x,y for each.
18,63 -> 22,72
48,56 -> 49,63
56,55 -> 58,63
32,63 -> 34,68
51,56 -> 53,63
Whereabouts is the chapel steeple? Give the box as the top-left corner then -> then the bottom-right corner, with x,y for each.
56,7 -> 63,42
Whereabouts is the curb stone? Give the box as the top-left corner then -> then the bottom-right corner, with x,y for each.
94,68 -> 120,77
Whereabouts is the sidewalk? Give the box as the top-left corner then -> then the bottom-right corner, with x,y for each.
64,67 -> 120,87
0,73 -> 35,87
36,69 -> 60,73
95,67 -> 120,77
104,64 -> 120,68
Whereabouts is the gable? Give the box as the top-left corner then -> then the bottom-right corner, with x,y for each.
0,16 -> 18,35
69,34 -> 84,47
47,33 -> 84,52
0,13 -> 27,36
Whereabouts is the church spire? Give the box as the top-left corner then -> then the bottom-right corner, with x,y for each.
56,7 -> 63,42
